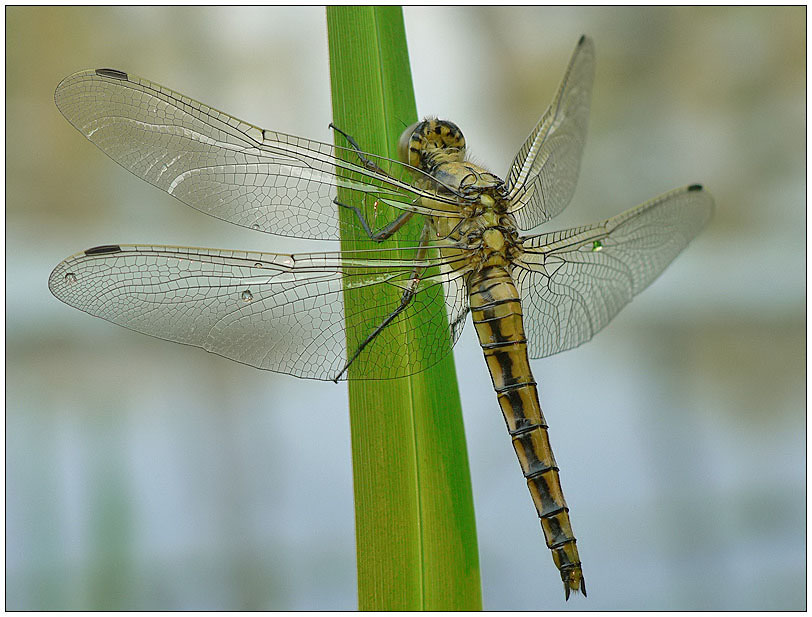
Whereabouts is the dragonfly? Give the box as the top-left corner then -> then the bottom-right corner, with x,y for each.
48,35 -> 713,599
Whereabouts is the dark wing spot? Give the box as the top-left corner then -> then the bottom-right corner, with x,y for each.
95,68 -> 128,80
85,244 -> 122,255
687,184 -> 703,192
578,34 -> 586,45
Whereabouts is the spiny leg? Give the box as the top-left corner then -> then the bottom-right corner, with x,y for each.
329,122 -> 386,173
330,123 -> 416,242
333,222 -> 432,381
334,198 -> 414,243
332,287 -> 415,382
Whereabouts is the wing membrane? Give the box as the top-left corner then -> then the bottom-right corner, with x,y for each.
54,69 -> 464,241
505,36 -> 595,230
48,243 -> 471,380
513,185 -> 713,358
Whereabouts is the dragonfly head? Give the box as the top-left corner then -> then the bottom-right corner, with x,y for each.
398,118 -> 466,171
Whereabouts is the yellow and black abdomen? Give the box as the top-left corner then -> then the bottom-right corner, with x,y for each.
468,265 -> 586,599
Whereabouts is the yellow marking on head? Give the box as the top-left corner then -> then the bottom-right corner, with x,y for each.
397,118 -> 467,169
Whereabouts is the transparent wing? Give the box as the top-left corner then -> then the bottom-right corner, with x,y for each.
48,242 -> 471,381
54,69 -> 464,241
504,35 -> 595,231
513,185 -> 713,358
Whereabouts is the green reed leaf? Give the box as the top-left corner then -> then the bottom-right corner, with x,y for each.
326,6 -> 482,610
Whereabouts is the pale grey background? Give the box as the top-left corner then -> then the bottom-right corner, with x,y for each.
7,6 -> 805,610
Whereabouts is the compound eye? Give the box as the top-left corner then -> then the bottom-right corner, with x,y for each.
437,120 -> 465,151
397,121 -> 422,166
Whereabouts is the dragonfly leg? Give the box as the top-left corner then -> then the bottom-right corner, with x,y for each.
330,123 -> 423,242
333,198 -> 414,242
333,222 -> 432,381
329,123 -> 386,173
333,285 -> 416,382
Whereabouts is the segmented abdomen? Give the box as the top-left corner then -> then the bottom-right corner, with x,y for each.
468,265 -> 586,599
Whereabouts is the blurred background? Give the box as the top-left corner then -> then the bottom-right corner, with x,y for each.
6,6 -> 805,610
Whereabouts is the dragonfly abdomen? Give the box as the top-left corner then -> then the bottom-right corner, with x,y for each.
468,266 -> 586,600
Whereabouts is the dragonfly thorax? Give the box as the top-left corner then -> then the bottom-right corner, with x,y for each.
435,208 -> 522,271
463,226 -> 518,270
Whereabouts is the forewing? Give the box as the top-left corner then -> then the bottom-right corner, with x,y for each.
48,243 -> 470,380
505,36 -> 595,230
513,185 -> 713,358
54,69 -> 462,241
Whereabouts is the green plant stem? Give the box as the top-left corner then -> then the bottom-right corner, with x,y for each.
326,6 -> 481,611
